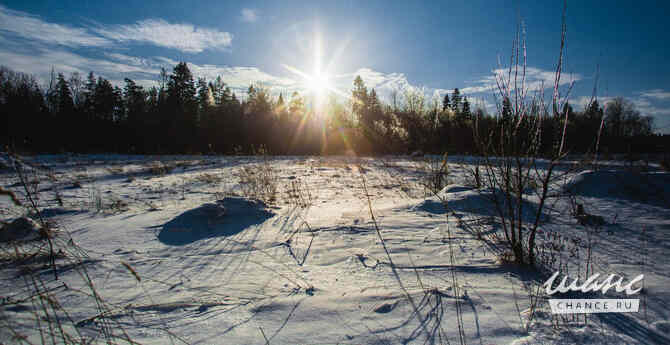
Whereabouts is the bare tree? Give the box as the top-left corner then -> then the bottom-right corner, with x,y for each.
68,71 -> 84,107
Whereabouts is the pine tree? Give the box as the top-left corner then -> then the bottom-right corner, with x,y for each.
208,76 -> 226,105
368,88 -> 382,123
442,93 -> 450,112
352,75 -> 368,124
451,88 -> 461,113
289,91 -> 305,117
113,86 -> 124,123
167,62 -> 198,151
55,73 -> 74,116
247,85 -> 257,101
123,78 -> 146,125
197,78 -> 211,110
54,73 -> 76,149
277,93 -> 285,110
94,77 -> 116,123
82,72 -> 96,121
461,97 -> 471,121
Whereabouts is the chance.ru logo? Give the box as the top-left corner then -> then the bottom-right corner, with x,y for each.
543,271 -> 644,314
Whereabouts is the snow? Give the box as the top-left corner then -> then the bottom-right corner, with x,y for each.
0,154 -> 668,344
564,170 -> 670,208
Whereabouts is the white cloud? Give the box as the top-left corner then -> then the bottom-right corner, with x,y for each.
186,63 -> 297,92
0,4 -> 233,53
572,94 -> 670,116
0,5 -> 109,47
570,94 -> 670,133
90,55 -> 299,94
631,90 -> 670,125
335,68 -> 423,103
340,66 -> 581,114
104,52 -> 155,68
108,79 -> 159,89
639,89 -> 670,100
570,96 -> 615,111
347,68 -> 416,93
461,67 -> 581,95
341,68 -> 497,112
94,19 -> 232,53
632,97 -> 670,116
0,48 -> 159,86
241,8 -> 258,23
632,97 -> 670,133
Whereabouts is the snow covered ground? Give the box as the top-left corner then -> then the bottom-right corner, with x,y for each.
0,154 -> 668,344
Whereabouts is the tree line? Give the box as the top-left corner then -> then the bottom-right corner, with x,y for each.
0,62 -> 665,156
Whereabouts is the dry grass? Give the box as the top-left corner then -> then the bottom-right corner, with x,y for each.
146,161 -> 175,176
237,147 -> 279,204
283,177 -> 313,208
195,172 -> 223,184
416,153 -> 450,196
660,156 -> 670,171
1,152 -> 143,345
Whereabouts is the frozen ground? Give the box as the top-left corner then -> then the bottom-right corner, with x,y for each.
0,154 -> 668,344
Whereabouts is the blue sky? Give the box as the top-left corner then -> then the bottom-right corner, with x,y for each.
1,0 -> 669,132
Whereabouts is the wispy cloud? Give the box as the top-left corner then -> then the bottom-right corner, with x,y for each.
631,95 -> 670,133
94,19 -> 232,53
343,68 -> 497,111
0,48 -> 160,85
348,68 -> 415,93
639,89 -> 670,101
571,93 -> 670,133
241,8 -> 258,23
187,63 -> 297,92
98,54 -> 299,94
0,5 -> 109,47
571,95 -> 615,110
104,52 -> 155,68
633,96 -> 670,116
461,67 -> 581,95
572,94 -> 670,116
0,4 -> 233,53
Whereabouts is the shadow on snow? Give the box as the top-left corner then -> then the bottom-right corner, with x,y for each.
157,197 -> 274,246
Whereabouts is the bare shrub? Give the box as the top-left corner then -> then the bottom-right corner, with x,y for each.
195,172 -> 223,184
237,145 -> 278,204
146,161 -> 174,176
472,4 -> 578,266
283,177 -> 313,208
416,153 -> 449,196
86,186 -> 128,213
105,166 -> 124,175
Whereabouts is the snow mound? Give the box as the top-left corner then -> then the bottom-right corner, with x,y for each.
0,217 -> 42,242
412,185 -> 483,215
158,197 -> 275,245
411,185 -> 474,214
412,184 -> 548,223
413,199 -> 447,214
653,320 -> 670,334
564,170 -> 670,208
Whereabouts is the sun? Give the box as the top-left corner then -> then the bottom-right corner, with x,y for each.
306,72 -> 330,95
281,26 -> 350,110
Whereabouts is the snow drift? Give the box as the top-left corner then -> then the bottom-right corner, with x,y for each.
158,197 -> 275,245
564,170 -> 670,208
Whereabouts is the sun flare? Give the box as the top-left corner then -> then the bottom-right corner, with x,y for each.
282,26 -> 351,113
306,72 -> 330,95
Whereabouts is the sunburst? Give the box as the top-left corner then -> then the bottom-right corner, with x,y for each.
282,27 -> 350,109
